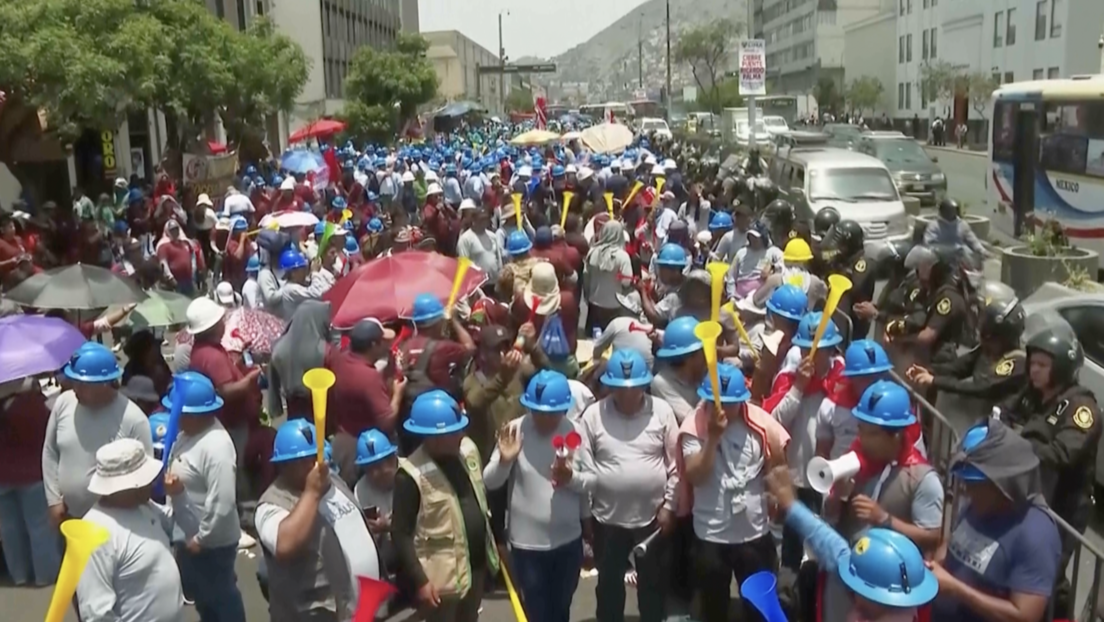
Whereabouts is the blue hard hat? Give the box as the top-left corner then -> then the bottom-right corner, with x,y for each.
314,221 -> 327,237
344,236 -> 359,254
852,380 -> 915,428
331,196 -> 347,210
367,217 -> 384,233
410,293 -> 446,323
842,340 -> 894,377
709,212 -> 734,231
506,230 -> 533,255
519,370 -> 574,413
271,419 -> 320,463
367,191 -> 380,203
551,164 -> 566,178
149,412 -> 171,449
343,220 -> 354,231
655,243 -> 690,268
445,163 -> 457,174
231,217 -> 248,232
272,174 -> 284,187
766,284 -> 808,321
62,342 -> 121,383
404,390 -> 469,436
838,528 -> 938,609
246,255 -> 260,273
356,428 -> 398,466
160,371 -> 224,414
792,312 -> 842,349
656,316 -> 703,358
697,362 -> 751,404
113,220 -> 129,233
953,423 -> 990,482
279,249 -> 309,271
600,349 -> 653,388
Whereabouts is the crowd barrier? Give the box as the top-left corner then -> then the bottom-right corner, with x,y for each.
891,371 -> 1104,622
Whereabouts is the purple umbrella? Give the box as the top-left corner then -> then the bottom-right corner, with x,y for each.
0,315 -> 87,384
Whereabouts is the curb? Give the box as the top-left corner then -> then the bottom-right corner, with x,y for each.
918,142 -> 987,158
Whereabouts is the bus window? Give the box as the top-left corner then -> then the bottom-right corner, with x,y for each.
993,101 -> 1016,163
1038,101 -> 1104,176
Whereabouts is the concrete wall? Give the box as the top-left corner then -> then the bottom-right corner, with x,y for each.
844,10 -> 897,117
422,30 -> 504,114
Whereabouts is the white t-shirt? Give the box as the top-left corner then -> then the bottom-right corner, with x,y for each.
680,419 -> 769,544
566,380 -> 596,422
194,208 -> 218,231
242,278 -> 262,309
255,482 -> 381,597
353,478 -> 393,516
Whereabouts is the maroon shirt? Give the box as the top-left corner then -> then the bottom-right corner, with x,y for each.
189,341 -> 261,430
400,335 -> 470,398
325,348 -> 395,435
0,391 -> 50,486
511,289 -> 579,355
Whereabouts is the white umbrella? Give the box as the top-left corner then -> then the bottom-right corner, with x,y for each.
259,210 -> 320,230
561,130 -> 583,141
580,122 -> 635,154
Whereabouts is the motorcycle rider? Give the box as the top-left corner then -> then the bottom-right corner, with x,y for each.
921,199 -> 990,267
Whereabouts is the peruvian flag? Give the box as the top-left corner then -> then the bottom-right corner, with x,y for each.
535,96 -> 547,130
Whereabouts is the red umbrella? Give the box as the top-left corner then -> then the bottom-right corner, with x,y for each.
289,119 -> 347,144
324,252 -> 487,329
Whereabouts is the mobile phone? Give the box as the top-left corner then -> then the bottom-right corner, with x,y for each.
243,350 -> 254,367
365,506 -> 380,520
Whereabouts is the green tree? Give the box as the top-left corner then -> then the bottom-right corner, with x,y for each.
505,88 -> 535,113
845,76 -> 885,115
691,77 -> 743,112
918,60 -> 959,108
967,71 -> 999,118
342,32 -> 438,144
674,19 -> 743,113
813,77 -> 844,115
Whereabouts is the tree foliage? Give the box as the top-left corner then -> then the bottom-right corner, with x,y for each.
0,0 -> 309,166
845,76 -> 885,115
342,32 -> 438,144
688,77 -> 743,112
813,77 -> 845,115
967,71 -> 999,118
674,19 -> 742,113
505,88 -> 535,113
918,60 -> 959,107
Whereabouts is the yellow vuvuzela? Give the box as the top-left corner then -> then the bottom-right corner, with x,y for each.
302,368 -> 336,464
511,192 -> 523,229
807,274 -> 853,360
446,257 -> 473,318
623,180 -> 644,209
603,192 -> 614,218
706,262 -> 729,323
45,519 -> 110,622
560,191 -> 575,229
694,321 -> 724,411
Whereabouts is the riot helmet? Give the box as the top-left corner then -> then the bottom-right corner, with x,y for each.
1025,322 -> 1084,387
977,281 -> 1026,345
813,207 -> 841,240
822,219 -> 865,263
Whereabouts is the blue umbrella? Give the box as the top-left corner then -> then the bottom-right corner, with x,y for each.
281,149 -> 326,175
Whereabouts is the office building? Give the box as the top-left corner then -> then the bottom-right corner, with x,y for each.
842,3 -> 898,120
422,30 -> 504,115
400,0 -> 420,32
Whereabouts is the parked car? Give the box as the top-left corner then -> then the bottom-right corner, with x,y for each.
854,135 -> 947,206
823,123 -> 866,150
762,115 -> 790,136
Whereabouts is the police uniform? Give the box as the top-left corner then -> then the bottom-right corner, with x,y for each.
932,349 -> 1026,406
907,282 -> 967,364
834,254 -> 876,340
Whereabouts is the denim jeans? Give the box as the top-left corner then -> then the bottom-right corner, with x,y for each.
0,481 -> 61,585
176,544 -> 246,622
512,539 -> 584,622
592,522 -> 667,622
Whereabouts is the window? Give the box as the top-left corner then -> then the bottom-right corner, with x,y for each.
907,0 -> 912,13
1033,68 -> 1045,79
899,0 -> 905,15
993,11 -> 1004,47
991,71 -> 1001,85
898,36 -> 905,63
930,28 -> 937,57
905,83 -> 912,109
906,34 -> 912,62
1004,71 -> 1014,84
1050,0 -> 1062,37
1058,306 -> 1104,366
1048,66 -> 1060,79
931,0 -> 937,6
898,82 -> 905,110
922,29 -> 929,59
1038,101 -> 1104,178
923,0 -> 928,7
1035,1 -> 1047,40
1006,8 -> 1016,45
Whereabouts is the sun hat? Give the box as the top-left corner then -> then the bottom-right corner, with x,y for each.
185,297 -> 227,335
88,438 -> 164,496
121,375 -> 161,403
523,262 -> 561,316
196,193 -> 214,208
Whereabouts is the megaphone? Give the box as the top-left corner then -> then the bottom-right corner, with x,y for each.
806,451 -> 863,495
741,571 -> 788,622
352,575 -> 397,622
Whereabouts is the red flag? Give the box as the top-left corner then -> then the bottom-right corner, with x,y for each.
535,96 -> 548,130
352,576 -> 397,622
322,146 -> 341,190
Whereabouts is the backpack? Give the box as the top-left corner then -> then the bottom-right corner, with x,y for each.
399,339 -> 445,408
539,313 -> 571,360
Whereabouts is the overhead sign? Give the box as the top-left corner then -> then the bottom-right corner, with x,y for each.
739,39 -> 767,97
477,63 -> 557,75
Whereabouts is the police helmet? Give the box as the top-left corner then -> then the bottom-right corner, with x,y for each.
938,198 -> 960,221
822,219 -> 865,261
764,199 -> 795,229
977,281 -> 1025,344
1026,324 -> 1084,386
813,207 -> 841,239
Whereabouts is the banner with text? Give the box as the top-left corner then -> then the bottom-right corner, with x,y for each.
738,39 -> 767,97
182,151 -> 238,197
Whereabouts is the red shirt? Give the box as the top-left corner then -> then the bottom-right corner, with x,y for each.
511,288 -> 579,355
189,341 -> 261,429
530,246 -> 575,284
325,348 -> 395,435
0,237 -> 27,282
0,391 -> 50,486
157,240 -> 204,283
223,238 -> 254,290
400,335 -> 470,397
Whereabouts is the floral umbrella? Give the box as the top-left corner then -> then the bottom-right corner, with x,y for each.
176,307 -> 285,354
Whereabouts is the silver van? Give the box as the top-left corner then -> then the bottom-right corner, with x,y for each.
769,145 -> 911,253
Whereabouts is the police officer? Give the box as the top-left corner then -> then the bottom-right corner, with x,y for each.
763,198 -> 797,245
884,245 -> 968,366
820,219 -> 876,339
906,281 -> 1027,417
1002,324 -> 1101,619
812,206 -> 841,243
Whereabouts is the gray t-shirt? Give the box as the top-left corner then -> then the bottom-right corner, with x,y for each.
169,421 -> 241,549
650,366 -> 700,424
594,317 -> 655,370
855,467 -> 944,530
483,416 -> 589,550
457,228 -> 503,281
584,249 -> 633,309
43,391 -> 154,518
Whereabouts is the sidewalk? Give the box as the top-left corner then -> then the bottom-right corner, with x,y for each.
917,141 -> 987,158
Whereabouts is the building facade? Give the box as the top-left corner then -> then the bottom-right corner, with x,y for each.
399,0 -> 419,32
843,8 -> 898,119
895,0 -> 1104,126
422,30 -> 504,115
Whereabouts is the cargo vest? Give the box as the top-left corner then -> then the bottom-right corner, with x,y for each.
398,437 -> 501,597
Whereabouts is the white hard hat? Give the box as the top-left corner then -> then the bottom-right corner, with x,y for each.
565,164 -> 577,174
577,166 -> 594,181
425,170 -> 439,182
459,198 -> 478,211
663,159 -> 677,170
651,164 -> 666,176
185,297 -> 227,335
279,178 -> 296,191
518,165 -> 533,177
644,154 -> 658,166
426,183 -> 443,195
401,171 -> 415,183
621,158 -> 635,170
609,159 -> 621,170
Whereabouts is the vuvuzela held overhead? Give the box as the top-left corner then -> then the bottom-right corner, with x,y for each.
511,192 -> 524,229
560,191 -> 575,229
302,368 -> 336,464
694,321 -> 724,410
446,257 -> 473,318
808,274 -> 853,359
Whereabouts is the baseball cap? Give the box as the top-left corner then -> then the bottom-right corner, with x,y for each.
349,318 -> 396,350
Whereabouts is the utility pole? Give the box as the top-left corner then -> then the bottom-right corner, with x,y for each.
638,13 -> 644,89
1099,33 -> 1104,74
498,12 -> 506,114
665,0 -> 672,113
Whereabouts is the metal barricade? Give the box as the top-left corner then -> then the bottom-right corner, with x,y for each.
889,370 -> 960,476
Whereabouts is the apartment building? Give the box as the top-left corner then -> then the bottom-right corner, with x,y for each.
893,0 -> 945,123
422,30 -> 505,115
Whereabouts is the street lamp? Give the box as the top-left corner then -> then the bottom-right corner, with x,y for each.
499,10 -> 510,114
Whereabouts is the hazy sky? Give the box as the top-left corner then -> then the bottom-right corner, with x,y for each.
418,0 -> 651,59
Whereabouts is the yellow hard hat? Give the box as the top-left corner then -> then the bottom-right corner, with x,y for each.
783,238 -> 814,263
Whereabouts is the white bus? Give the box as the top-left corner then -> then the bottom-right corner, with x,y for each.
988,75 -> 1104,262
